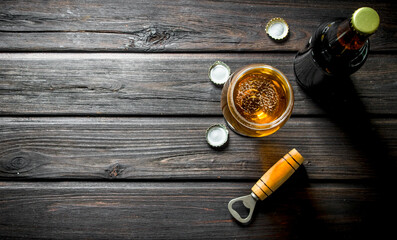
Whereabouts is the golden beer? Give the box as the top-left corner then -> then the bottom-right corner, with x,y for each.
221,64 -> 293,137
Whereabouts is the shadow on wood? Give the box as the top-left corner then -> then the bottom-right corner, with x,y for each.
251,167 -> 338,239
299,74 -> 397,238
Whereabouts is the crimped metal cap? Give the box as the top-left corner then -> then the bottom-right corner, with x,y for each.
205,124 -> 229,148
208,61 -> 231,86
265,17 -> 289,41
351,7 -> 379,35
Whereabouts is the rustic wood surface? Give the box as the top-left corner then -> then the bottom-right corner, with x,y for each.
0,0 -> 396,52
0,53 -> 396,115
1,0 -> 396,239
0,117 -> 395,180
0,181 -> 386,239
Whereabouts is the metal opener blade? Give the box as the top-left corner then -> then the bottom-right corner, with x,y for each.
228,149 -> 304,224
228,192 -> 259,224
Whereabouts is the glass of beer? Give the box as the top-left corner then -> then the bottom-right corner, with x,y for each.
221,64 -> 294,137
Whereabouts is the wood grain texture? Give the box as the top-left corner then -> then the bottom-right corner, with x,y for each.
0,0 -> 395,52
1,53 -> 396,115
0,117 -> 395,180
0,181 -> 387,240
1,1 -> 396,239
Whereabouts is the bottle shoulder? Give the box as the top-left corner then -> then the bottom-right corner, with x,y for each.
310,18 -> 369,75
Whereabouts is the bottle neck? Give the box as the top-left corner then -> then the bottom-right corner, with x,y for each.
310,18 -> 371,75
335,18 -> 370,51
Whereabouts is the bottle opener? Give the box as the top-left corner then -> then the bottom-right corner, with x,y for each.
228,149 -> 304,224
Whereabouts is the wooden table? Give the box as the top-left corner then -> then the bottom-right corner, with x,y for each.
1,1 -> 396,239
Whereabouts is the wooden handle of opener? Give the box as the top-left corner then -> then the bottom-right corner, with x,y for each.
251,149 -> 304,201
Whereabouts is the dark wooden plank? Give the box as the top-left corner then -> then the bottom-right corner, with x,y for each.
0,117 -> 395,180
0,181 -> 387,239
1,53 -> 396,115
0,0 -> 395,52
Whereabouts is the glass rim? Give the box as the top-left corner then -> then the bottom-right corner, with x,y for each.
227,64 -> 294,130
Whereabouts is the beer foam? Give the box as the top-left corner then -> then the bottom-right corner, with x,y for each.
235,74 -> 279,116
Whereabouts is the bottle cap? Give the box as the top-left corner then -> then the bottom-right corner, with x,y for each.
208,61 -> 231,86
265,18 -> 289,41
205,124 -> 229,148
351,7 -> 380,35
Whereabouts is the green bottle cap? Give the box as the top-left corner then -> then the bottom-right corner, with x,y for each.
351,7 -> 380,35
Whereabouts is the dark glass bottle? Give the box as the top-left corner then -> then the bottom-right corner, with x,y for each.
294,7 -> 380,90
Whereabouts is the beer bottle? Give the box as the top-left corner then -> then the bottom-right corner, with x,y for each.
293,7 -> 380,90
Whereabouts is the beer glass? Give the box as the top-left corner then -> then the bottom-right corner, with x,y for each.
221,64 -> 294,137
